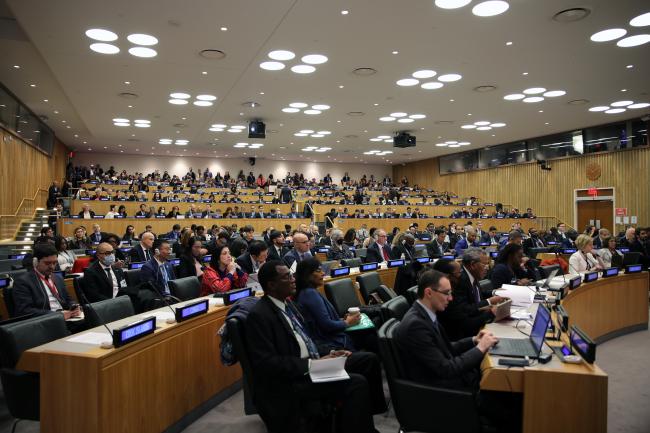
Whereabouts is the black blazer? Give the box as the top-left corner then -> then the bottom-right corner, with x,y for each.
128,244 -> 151,263
235,252 -> 256,275
176,255 -> 200,279
438,268 -> 494,341
267,244 -> 288,262
390,243 -> 415,260
78,210 -> 96,218
12,270 -> 73,316
426,240 -> 450,258
82,260 -> 128,302
364,242 -> 393,263
393,302 -> 483,391
522,236 -> 545,256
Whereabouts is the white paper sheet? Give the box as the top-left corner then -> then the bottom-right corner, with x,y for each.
494,284 -> 535,308
309,356 -> 350,383
149,311 -> 175,322
66,331 -> 112,345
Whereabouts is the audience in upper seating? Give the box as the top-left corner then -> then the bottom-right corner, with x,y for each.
200,244 -> 248,296
78,203 -> 95,219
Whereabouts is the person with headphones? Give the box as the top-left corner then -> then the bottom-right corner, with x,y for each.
12,243 -> 81,319
140,238 -> 176,298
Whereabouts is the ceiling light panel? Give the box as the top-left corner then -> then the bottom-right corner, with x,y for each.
504,87 -> 567,105
397,69 -> 461,89
472,1 -> 510,17
379,112 -> 426,122
588,100 -> 649,114
282,101 -> 331,116
86,28 -> 118,41
168,92 -> 217,107
127,33 -> 158,46
261,50 -> 327,74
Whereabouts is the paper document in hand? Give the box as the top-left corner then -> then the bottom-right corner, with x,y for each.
494,284 -> 535,308
67,331 -> 112,345
309,356 -> 350,383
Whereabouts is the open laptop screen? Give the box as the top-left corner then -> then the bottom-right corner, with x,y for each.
530,305 -> 551,354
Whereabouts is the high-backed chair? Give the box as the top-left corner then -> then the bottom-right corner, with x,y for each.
83,297 -> 135,329
226,317 -> 257,415
123,269 -> 141,287
478,279 -> 493,294
324,278 -> 361,317
340,257 -> 363,268
356,271 -> 396,304
168,276 -> 201,301
377,319 -> 480,433
380,296 -> 410,321
0,314 -> 70,433
405,286 -> 418,306
354,248 -> 367,260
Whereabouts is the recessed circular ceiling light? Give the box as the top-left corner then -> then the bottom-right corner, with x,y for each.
291,65 -> 316,74
196,94 -> 217,101
86,28 -> 118,41
311,134 -> 325,138
616,34 -> 650,47
383,139 -> 393,143
370,138 -> 382,142
630,12 -> 650,27
504,93 -> 525,100
490,123 -> 506,127
175,140 -> 189,145
304,109 -> 321,115
318,131 -> 332,135
134,119 -> 150,124
474,121 -> 491,126
227,128 -> 241,132
461,124 -> 477,129
448,144 -> 461,147
472,1 -> 510,17
377,135 -> 391,139
543,90 -> 566,97
289,102 -> 308,108
523,87 -> 546,94
193,100 -> 213,106
129,47 -> 157,58
412,70 -> 437,79
134,123 -> 150,128
112,118 -> 129,122
89,43 -> 120,54
434,0 -> 472,9
390,112 -> 407,117
421,81 -> 444,90
212,124 -> 227,128
114,122 -> 130,126
605,108 -> 626,114
127,33 -> 158,46
445,141 -> 458,144
476,126 -> 492,130
282,107 -> 300,113
268,50 -> 295,61
300,129 -> 315,134
312,104 -> 330,110
523,96 -> 544,103
209,128 -> 224,132
458,141 -> 471,145
398,118 -> 415,123
409,114 -> 426,119
379,116 -> 395,121
169,99 -> 188,105
588,106 -> 610,112
396,78 -> 420,86
610,100 -> 633,107
302,54 -> 328,64
260,61 -> 285,70
170,93 -> 190,99
629,102 -> 650,109
438,73 -> 462,82
590,28 -> 627,42
435,143 -> 448,147
294,133 -> 308,137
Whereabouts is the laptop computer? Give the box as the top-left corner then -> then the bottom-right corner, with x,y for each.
489,305 -> 551,359
481,299 -> 513,321
535,268 -> 558,290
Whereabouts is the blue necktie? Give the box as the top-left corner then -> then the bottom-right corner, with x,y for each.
284,304 -> 320,359
159,264 -> 170,295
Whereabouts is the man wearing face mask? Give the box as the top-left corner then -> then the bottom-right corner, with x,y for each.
82,242 -> 131,302
326,229 -> 354,260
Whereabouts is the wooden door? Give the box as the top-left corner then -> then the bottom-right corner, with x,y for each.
577,200 -> 613,233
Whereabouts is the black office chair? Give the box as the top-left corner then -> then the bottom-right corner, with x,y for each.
478,279 -> 493,294
622,252 -> 642,266
83,297 -> 135,329
405,285 -> 418,305
123,269 -> 141,287
2,277 -> 16,318
72,276 -> 85,301
356,271 -> 397,304
538,264 -> 561,279
320,260 -> 339,272
168,276 -> 201,301
377,319 -> 480,433
225,317 -> 257,415
0,314 -> 70,433
355,248 -> 367,260
380,296 -> 410,321
340,257 -> 363,268
324,278 -> 362,317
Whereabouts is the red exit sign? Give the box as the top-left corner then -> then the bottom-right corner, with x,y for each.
587,187 -> 598,196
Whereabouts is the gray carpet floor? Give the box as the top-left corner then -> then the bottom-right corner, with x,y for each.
2,323 -> 649,433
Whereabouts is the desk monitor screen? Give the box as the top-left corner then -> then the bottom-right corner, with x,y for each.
388,259 -> 405,268
202,255 -> 212,263
625,264 -> 643,274
223,287 -> 253,305
478,242 -> 490,247
331,266 -> 350,277
119,247 -> 132,253
546,241 -> 558,245
570,325 -> 596,363
360,262 -> 378,272
317,247 -> 330,253
416,257 -> 431,263
0,277 -> 9,288
562,248 -> 577,254
85,249 -> 97,256
420,236 -> 432,241
442,255 -> 456,260
129,262 -> 145,270
175,299 -> 209,322
569,275 -> 582,290
619,247 -> 630,253
169,258 -> 181,266
531,305 -> 551,354
8,254 -> 26,260
584,271 -> 598,282
602,267 -> 619,278
489,251 -> 499,259
113,316 -> 156,348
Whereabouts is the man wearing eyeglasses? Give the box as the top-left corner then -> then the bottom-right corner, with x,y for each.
82,242 -> 130,302
282,232 -> 312,268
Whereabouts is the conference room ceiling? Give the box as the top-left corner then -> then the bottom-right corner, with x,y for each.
2,0 -> 649,165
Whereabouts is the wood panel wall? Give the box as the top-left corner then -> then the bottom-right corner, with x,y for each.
393,147 -> 650,229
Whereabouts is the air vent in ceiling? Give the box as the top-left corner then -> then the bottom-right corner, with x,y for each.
199,49 -> 226,60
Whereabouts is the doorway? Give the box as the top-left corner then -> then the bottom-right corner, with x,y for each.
576,200 -> 614,233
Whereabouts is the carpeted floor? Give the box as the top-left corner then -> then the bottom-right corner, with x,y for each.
2,322 -> 649,433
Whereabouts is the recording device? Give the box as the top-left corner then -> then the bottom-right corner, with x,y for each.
552,345 -> 582,364
248,120 -> 266,139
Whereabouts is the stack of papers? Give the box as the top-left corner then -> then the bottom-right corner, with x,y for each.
309,356 -> 350,383
494,284 -> 535,308
67,332 -> 112,346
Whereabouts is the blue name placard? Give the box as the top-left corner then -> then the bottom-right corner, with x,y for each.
169,258 -> 181,266
416,257 -> 431,263
331,266 -> 351,277
602,267 -> 619,278
584,271 -> 599,282
562,248 -> 577,254
175,299 -> 209,322
625,264 -> 643,273
388,259 -> 405,268
113,316 -> 156,348
360,262 -> 378,272
129,262 -> 145,269
202,255 -> 211,263
0,277 -> 10,288
569,276 -> 582,290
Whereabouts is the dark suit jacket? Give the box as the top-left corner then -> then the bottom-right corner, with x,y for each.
176,255 -> 200,279
89,232 -> 104,243
522,236 -> 546,256
78,210 -> 96,218
140,258 -> 176,295
480,234 -> 499,245
364,242 -> 393,263
390,243 -> 415,260
236,252 -> 256,275
82,260 -> 128,302
128,244 -> 152,263
393,302 -> 482,390
438,268 -> 494,341
13,271 -> 73,316
267,244 -> 288,262
426,240 -> 450,258
282,249 -> 310,268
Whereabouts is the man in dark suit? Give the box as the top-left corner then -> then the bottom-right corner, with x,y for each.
90,223 -> 104,243
279,184 -> 292,203
129,231 -> 155,263
481,226 -> 500,245
82,242 -> 130,302
454,227 -> 479,255
426,228 -> 451,258
283,232 -> 312,268
522,228 -> 546,256
266,230 -> 287,261
245,261 -> 385,433
391,233 -> 416,260
364,229 -> 393,263
439,248 -> 504,341
47,181 -> 61,208
140,238 -> 176,297
236,240 -> 268,274
12,244 -> 81,318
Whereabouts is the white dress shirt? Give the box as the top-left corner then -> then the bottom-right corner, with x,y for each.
268,296 -> 309,359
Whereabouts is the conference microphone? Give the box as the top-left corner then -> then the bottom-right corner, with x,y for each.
76,285 -> 115,349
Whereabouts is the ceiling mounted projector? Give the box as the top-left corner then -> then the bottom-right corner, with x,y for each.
393,132 -> 416,148
248,120 -> 266,139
